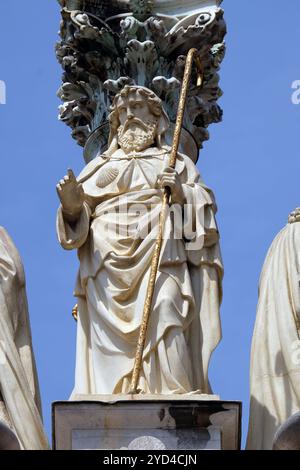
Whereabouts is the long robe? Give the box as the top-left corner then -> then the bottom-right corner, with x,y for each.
247,217 -> 300,450
0,227 -> 49,450
57,146 -> 223,396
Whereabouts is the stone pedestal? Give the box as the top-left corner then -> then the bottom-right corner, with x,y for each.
52,396 -> 241,450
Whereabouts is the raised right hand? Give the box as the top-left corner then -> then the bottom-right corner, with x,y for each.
56,169 -> 84,219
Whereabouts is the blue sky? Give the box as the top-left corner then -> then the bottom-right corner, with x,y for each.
0,0 -> 299,448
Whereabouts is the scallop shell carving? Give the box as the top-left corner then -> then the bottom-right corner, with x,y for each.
96,167 -> 119,188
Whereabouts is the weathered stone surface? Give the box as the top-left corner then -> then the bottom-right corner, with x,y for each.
53,397 -> 241,450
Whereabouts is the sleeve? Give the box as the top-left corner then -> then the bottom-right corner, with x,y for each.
182,181 -> 219,251
179,153 -> 219,253
56,201 -> 92,251
177,157 -> 223,281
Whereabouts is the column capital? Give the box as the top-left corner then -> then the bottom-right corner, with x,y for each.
56,0 -> 226,162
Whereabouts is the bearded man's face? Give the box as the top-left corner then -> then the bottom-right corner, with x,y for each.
116,96 -> 159,154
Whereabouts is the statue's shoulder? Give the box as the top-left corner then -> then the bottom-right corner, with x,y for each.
0,227 -> 15,251
0,226 -> 8,240
77,156 -> 106,183
0,227 -> 25,282
173,150 -> 198,176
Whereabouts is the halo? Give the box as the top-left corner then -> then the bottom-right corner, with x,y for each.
84,122 -> 110,163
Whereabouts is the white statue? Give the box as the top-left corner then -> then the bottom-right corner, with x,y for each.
247,209 -> 300,450
57,85 -> 223,396
0,227 -> 49,450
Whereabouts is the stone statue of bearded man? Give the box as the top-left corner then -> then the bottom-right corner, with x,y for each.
56,85 -> 223,396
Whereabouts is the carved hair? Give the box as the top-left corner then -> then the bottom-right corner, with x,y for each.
107,86 -> 170,155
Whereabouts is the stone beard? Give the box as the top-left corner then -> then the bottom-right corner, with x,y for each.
117,118 -> 158,154
57,86 -> 223,397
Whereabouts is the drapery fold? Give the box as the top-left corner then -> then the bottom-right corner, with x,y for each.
0,227 -> 49,450
247,221 -> 300,450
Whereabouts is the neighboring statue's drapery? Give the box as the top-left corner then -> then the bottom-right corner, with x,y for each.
0,227 -> 49,450
247,217 -> 300,450
57,147 -> 223,396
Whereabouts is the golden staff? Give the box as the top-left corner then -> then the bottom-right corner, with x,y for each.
129,48 -> 204,394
